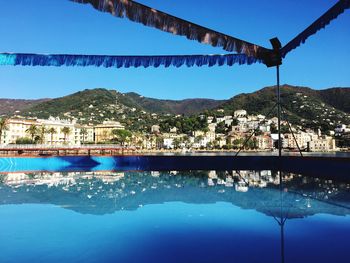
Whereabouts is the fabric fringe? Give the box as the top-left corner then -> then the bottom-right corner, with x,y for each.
69,0 -> 269,59
281,0 -> 350,58
0,53 -> 261,68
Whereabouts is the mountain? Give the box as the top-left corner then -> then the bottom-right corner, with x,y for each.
317,88 -> 350,114
10,88 -> 223,122
216,85 -> 350,130
124,92 -> 224,115
1,85 -> 349,131
0,98 -> 49,116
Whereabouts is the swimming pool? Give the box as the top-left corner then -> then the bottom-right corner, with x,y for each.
1,155 -> 350,179
0,169 -> 349,263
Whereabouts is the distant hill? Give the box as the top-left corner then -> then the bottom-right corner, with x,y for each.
0,99 -> 49,116
10,88 -> 223,122
317,88 -> 350,114
215,85 -> 350,130
124,92 -> 224,115
1,85 -> 349,131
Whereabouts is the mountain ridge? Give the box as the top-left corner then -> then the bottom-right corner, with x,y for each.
1,85 -> 349,132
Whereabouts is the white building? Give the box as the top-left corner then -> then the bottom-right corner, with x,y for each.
309,136 -> 336,152
0,118 -> 37,144
151,125 -> 160,133
37,117 -> 76,145
163,138 -> 174,149
234,110 -> 247,118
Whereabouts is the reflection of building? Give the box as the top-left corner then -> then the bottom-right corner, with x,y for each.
235,181 -> 248,192
2,171 -> 125,187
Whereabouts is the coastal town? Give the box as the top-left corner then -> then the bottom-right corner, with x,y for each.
1,108 -> 349,153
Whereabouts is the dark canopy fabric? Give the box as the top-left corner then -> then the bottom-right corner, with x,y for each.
0,53 -> 261,68
281,0 -> 350,58
69,0 -> 271,60
1,1 -> 348,70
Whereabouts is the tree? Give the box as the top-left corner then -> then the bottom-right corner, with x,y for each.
61,127 -> 71,144
215,122 -> 226,134
232,138 -> 244,149
173,138 -> 181,149
155,135 -> 163,149
194,135 -> 203,143
80,128 -> 88,144
16,137 -> 33,144
48,127 -> 57,145
26,124 -> 38,143
112,129 -> 132,146
38,126 -> 47,144
231,118 -> 239,126
0,118 -> 9,144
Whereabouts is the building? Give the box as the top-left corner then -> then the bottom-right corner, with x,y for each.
256,135 -> 273,150
94,121 -> 125,143
163,138 -> 174,149
309,136 -> 336,152
0,118 -> 36,144
73,125 -> 94,145
234,110 -> 247,118
284,131 -> 311,149
37,117 -> 76,145
170,127 -> 177,133
151,125 -> 160,134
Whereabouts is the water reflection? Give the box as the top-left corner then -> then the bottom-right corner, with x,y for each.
1,170 -> 349,217
1,170 -> 350,263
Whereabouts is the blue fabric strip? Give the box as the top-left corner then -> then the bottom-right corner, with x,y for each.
0,53 -> 261,68
0,53 -> 16,65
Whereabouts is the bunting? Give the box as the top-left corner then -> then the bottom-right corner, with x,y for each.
69,0 -> 271,60
281,0 -> 350,58
0,53 -> 261,68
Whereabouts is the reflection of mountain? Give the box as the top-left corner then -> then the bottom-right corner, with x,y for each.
0,171 -> 349,218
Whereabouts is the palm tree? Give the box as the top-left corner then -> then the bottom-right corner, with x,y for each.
48,127 -> 57,145
61,126 -> 71,144
80,128 -> 88,145
38,126 -> 47,144
0,118 -> 9,145
26,124 -> 38,143
111,129 -> 132,146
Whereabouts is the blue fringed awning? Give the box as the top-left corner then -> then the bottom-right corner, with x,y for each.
0,53 -> 261,68
69,0 -> 270,60
281,0 -> 350,58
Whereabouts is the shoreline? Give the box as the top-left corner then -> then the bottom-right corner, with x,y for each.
0,147 -> 347,157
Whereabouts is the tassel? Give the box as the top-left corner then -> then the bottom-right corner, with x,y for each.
281,0 -> 350,57
0,53 -> 261,68
69,0 -> 269,59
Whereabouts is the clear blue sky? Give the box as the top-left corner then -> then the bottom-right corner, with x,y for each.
0,0 -> 349,100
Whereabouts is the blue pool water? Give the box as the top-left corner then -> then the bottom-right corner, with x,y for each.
0,170 -> 349,263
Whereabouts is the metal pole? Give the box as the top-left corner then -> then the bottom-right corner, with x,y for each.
280,221 -> 285,263
277,65 -> 282,157
279,170 -> 285,263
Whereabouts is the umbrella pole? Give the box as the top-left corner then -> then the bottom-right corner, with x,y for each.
277,65 -> 282,157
